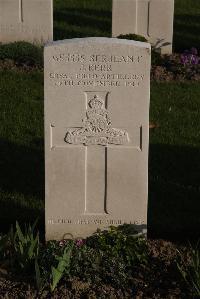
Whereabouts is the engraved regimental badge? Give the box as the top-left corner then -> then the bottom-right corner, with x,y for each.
64,93 -> 129,146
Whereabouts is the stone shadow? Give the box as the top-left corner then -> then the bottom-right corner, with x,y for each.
148,143 -> 200,240
54,7 -> 112,40
173,14 -> 200,52
1,138 -> 200,240
0,138 -> 44,232
0,138 -> 44,199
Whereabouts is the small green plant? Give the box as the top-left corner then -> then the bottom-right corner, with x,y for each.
0,221 -> 41,288
13,220 -> 40,272
35,258 -> 43,290
0,222 -> 40,271
117,33 -> 147,43
177,242 -> 200,297
50,241 -> 74,292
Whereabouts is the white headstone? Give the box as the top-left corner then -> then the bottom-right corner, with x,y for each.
112,0 -> 174,54
44,37 -> 150,240
0,0 -> 53,44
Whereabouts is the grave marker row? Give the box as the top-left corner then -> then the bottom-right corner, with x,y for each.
0,1 -> 169,239
112,0 -> 174,54
0,0 -> 53,44
1,0 -> 174,52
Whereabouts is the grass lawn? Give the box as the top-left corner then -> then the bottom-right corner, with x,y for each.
54,0 -> 112,40
0,70 -> 44,229
174,0 -> 200,51
149,82 -> 200,238
0,0 -> 200,239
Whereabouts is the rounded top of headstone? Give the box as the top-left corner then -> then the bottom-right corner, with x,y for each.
45,37 -> 151,50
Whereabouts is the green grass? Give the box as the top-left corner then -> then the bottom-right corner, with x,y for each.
174,0 -> 200,51
149,82 -> 200,238
0,0 -> 200,238
53,0 -> 200,52
0,71 -> 44,229
54,0 -> 112,40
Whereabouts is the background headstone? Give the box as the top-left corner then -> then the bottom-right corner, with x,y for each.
0,0 -> 53,44
112,0 -> 174,54
45,37 -> 150,240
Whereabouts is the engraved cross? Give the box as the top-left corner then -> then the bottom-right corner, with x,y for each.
51,91 -> 142,216
64,91 -> 132,215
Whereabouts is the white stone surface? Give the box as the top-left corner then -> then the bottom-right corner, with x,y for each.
112,0 -> 174,54
44,37 -> 150,240
0,0 -> 53,44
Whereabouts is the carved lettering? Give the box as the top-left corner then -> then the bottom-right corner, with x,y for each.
88,64 -> 112,72
53,53 -> 86,63
48,219 -> 145,225
52,53 -> 143,64
49,71 -> 144,88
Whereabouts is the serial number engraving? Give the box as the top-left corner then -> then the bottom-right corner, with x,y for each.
52,53 -> 143,63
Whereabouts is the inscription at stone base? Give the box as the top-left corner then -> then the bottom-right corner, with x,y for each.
47,219 -> 144,225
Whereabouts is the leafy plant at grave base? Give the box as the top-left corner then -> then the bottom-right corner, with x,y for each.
0,41 -> 43,67
38,240 -> 74,290
38,240 -> 62,282
0,221 -> 41,289
69,242 -> 129,287
38,240 -> 99,286
39,226 -> 147,289
86,225 -> 148,267
13,220 -> 40,273
117,33 -> 147,43
71,225 -> 147,287
50,241 -> 74,292
177,242 -> 200,297
69,244 -> 102,283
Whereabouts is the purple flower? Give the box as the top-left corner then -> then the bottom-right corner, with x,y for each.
181,48 -> 199,65
181,54 -> 188,65
191,55 -> 199,65
75,239 -> 84,247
